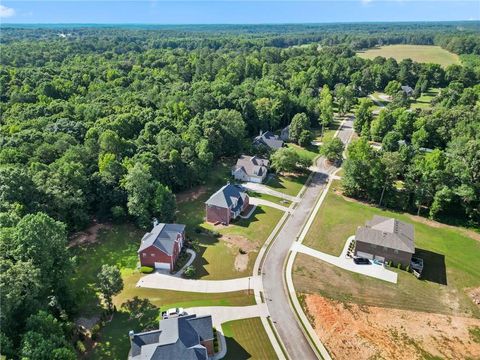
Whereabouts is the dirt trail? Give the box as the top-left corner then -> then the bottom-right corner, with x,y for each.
305,294 -> 480,360
176,185 -> 207,204
69,223 -> 112,248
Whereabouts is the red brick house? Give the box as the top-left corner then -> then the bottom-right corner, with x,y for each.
205,183 -> 249,225
138,223 -> 186,271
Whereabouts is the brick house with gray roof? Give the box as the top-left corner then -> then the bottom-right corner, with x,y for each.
128,314 -> 214,360
138,223 -> 186,271
354,215 -> 415,267
205,183 -> 249,225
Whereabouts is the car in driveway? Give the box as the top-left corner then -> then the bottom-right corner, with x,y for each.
162,307 -> 187,319
353,257 -> 371,265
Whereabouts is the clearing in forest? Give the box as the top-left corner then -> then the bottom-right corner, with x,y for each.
357,45 -> 460,67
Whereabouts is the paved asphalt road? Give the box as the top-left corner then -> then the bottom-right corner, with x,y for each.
262,116 -> 354,359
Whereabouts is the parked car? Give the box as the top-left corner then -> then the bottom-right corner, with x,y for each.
353,257 -> 371,265
163,307 -> 186,319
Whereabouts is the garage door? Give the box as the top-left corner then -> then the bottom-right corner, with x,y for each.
154,262 -> 170,270
356,251 -> 373,259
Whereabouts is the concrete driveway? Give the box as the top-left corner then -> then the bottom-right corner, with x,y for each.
242,182 -> 300,202
249,197 -> 292,213
292,242 -> 398,283
185,304 -> 269,327
137,273 -> 258,293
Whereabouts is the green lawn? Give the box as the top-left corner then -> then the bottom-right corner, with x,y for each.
313,118 -> 342,144
265,173 -> 308,197
410,88 -> 441,109
286,143 -> 318,162
357,45 -> 460,67
247,191 -> 291,207
222,317 -> 277,360
295,180 -> 480,317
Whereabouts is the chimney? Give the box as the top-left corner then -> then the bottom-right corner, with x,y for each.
153,218 -> 159,227
129,330 -> 135,340
259,129 -> 263,136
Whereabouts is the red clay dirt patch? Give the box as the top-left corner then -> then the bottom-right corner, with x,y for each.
176,185 -> 207,204
69,222 -> 112,248
304,294 -> 480,360
469,287 -> 480,307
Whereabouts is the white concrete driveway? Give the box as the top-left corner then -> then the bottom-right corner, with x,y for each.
185,304 -> 269,328
242,182 -> 300,202
292,242 -> 398,283
249,197 -> 292,213
137,273 -> 258,293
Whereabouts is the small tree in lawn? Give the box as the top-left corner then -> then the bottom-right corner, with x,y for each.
97,265 -> 124,312
270,147 -> 300,173
321,137 -> 344,163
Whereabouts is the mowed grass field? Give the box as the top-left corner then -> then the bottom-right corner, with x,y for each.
295,180 -> 480,317
357,45 -> 460,67
222,317 -> 277,360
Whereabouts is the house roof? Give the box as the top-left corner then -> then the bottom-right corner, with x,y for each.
355,215 -> 415,253
130,314 -> 212,360
205,183 -> 247,213
253,131 -> 284,150
138,223 -> 186,255
233,155 -> 269,178
401,85 -> 413,94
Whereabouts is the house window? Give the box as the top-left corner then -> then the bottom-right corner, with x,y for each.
394,249 -> 399,254
370,244 -> 376,249
383,246 -> 388,251
142,253 -> 146,258
151,253 -> 155,257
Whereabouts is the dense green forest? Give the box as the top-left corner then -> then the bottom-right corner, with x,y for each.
0,23 -> 479,358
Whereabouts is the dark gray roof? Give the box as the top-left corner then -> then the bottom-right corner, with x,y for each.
253,131 -> 284,150
355,215 -> 415,253
401,85 -> 414,94
138,223 -> 186,255
129,314 -> 212,360
205,183 -> 247,213
233,155 -> 269,178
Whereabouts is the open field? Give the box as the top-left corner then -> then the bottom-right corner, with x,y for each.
357,45 -> 460,67
222,317 -> 277,360
304,294 -> 480,360
265,172 -> 308,197
295,180 -> 480,318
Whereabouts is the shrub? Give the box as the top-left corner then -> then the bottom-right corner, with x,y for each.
76,340 -> 86,354
140,266 -> 154,274
184,265 -> 196,278
91,324 -> 100,340
397,263 -> 402,270
239,248 -> 246,255
406,265 -> 410,272
111,205 -> 126,222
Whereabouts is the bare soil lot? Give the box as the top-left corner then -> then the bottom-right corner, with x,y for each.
305,294 -> 480,360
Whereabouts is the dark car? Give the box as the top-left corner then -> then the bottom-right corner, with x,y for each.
353,257 -> 371,265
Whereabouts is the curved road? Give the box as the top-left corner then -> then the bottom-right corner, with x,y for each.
261,117 -> 354,359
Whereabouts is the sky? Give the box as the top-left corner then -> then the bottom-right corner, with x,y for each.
0,1 -> 479,24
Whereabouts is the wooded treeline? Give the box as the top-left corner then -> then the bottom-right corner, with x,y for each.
0,24 -> 479,359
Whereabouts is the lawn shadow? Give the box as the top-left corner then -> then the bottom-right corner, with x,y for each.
223,336 -> 252,360
415,248 -> 447,285
191,243 -> 211,279
233,207 -> 266,228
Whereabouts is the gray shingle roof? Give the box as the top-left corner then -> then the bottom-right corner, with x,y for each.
401,85 -> 414,94
129,314 -> 212,360
355,215 -> 415,253
138,223 -> 186,255
233,155 -> 269,178
253,131 -> 284,150
205,183 -> 247,213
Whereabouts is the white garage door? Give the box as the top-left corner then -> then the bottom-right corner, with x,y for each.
154,262 -> 170,270
356,251 -> 373,259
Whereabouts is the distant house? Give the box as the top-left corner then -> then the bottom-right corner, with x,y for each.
232,155 -> 269,183
253,130 -> 284,150
354,215 -> 415,267
138,223 -> 186,271
205,183 -> 249,225
401,85 -> 414,97
280,125 -> 290,141
128,314 -> 214,360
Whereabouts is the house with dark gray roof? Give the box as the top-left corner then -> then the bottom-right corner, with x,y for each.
138,223 -> 186,271
129,314 -> 214,360
401,85 -> 414,97
253,130 -> 284,150
354,215 -> 415,266
232,155 -> 269,183
280,124 -> 290,141
205,183 -> 249,225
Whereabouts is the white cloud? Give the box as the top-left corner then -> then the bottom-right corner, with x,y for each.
0,5 -> 15,18
361,0 -> 373,5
